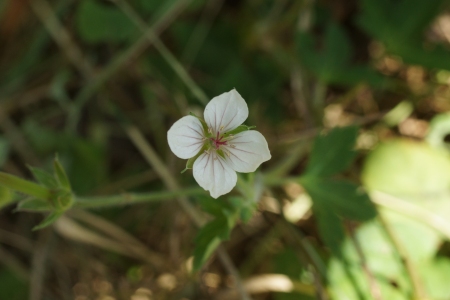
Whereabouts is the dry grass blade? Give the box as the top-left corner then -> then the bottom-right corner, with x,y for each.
69,209 -> 165,268
54,216 -> 164,268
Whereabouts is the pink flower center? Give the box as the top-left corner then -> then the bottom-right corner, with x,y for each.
210,132 -> 227,150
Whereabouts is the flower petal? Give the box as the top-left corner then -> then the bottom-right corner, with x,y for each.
167,115 -> 205,159
223,130 -> 271,173
193,151 -> 237,199
204,89 -> 248,134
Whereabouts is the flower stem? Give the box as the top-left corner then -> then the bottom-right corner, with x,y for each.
74,187 -> 205,209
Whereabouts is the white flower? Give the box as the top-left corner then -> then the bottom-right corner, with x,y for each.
167,89 -> 271,198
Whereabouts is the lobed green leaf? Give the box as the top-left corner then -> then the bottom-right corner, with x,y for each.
301,176 -> 376,222
305,126 -> 359,177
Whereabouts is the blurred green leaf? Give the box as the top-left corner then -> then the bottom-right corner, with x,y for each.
67,139 -> 107,194
228,196 -> 257,223
314,203 -> 345,256
32,211 -> 63,231
76,0 -> 137,43
147,0 -> 182,24
358,0 -> 444,43
420,257 -> 450,299
0,137 -> 10,167
328,220 -> 411,299
302,177 -> 376,221
197,195 -> 229,217
16,198 -> 52,212
357,0 -> 450,70
193,217 -> 233,271
53,157 -> 71,191
28,167 -> 58,189
0,186 -> 13,209
305,126 -> 359,177
22,120 -> 64,154
0,269 -> 28,300
296,23 -> 386,87
138,0 -> 160,12
362,140 -> 450,197
274,247 -> 304,279
382,210 -> 440,263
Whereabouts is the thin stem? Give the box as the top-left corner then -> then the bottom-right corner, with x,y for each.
371,190 -> 450,240
377,213 -> 426,299
110,0 -> 209,105
264,141 -> 309,178
29,0 -> 94,79
346,222 -> 383,300
279,220 -> 327,278
312,81 -> 327,125
263,175 -> 300,187
181,0 -> 225,68
74,187 -> 205,209
291,66 -> 314,127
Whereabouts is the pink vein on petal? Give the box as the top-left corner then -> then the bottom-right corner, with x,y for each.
187,125 -> 203,137
175,135 -> 203,140
219,98 -> 230,131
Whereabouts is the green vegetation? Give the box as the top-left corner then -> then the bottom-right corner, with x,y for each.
1,0 -> 450,299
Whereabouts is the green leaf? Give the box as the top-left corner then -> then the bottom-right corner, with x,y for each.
76,0 -> 137,43
193,217 -> 232,271
228,196 -> 257,223
53,157 -> 71,191
382,210 -> 440,263
296,22 -> 386,87
15,198 -> 52,212
362,140 -> 450,197
0,137 -> 10,167
328,220 -> 411,299
420,257 -> 450,299
0,172 -> 51,200
0,186 -> 13,209
357,0 -> 450,70
197,195 -> 230,217
32,211 -> 63,231
181,147 -> 205,173
0,269 -> 28,300
28,167 -> 58,189
305,126 -> 359,177
22,120 -> 65,154
314,204 -> 345,256
301,177 -> 376,221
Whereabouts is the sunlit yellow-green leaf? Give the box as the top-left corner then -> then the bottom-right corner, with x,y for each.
362,140 -> 450,197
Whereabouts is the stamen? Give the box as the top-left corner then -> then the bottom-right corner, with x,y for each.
220,126 -> 224,131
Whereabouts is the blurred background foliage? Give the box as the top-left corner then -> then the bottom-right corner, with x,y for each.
1,0 -> 450,299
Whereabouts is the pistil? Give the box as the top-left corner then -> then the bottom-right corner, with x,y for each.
210,131 -> 228,149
